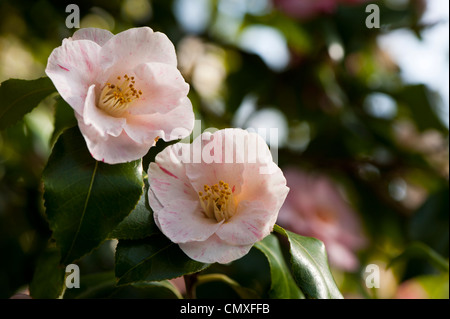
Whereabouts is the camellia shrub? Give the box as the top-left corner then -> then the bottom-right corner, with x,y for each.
1,0 -> 448,302
1,26 -> 342,300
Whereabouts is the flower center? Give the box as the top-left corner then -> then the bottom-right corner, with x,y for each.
198,180 -> 236,223
98,74 -> 142,117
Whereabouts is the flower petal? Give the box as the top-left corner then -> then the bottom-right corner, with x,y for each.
148,142 -> 197,207
100,27 -> 177,73
77,114 -> 151,163
129,62 -> 190,115
156,199 -> 223,244
237,132 -> 289,214
124,96 -> 194,144
46,39 -> 101,115
215,200 -> 273,245
179,234 -> 253,264
185,129 -> 246,195
83,84 -> 126,137
72,28 -> 114,46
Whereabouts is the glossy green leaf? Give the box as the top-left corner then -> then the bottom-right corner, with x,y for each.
29,247 -> 65,299
43,127 -> 144,264
0,77 -> 56,130
115,234 -> 210,286
255,234 -> 305,299
274,225 -> 343,299
109,180 -> 160,240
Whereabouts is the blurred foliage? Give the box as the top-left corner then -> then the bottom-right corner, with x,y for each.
0,0 -> 448,299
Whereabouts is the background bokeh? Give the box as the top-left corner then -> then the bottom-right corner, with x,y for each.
0,0 -> 448,299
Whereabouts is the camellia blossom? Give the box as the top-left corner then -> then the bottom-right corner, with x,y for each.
148,128 -> 289,264
46,27 -> 194,164
277,168 -> 367,271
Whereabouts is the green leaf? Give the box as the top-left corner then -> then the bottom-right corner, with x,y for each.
109,180 -> 160,240
29,247 -> 66,299
0,77 -> 56,130
254,234 -> 305,299
50,97 -> 77,146
43,126 -> 144,264
63,271 -> 182,299
394,84 -> 448,132
389,241 -> 449,273
115,234 -> 210,286
409,186 -> 449,257
274,225 -> 343,299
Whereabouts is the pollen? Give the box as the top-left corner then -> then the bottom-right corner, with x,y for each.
98,74 -> 143,117
198,180 -> 235,222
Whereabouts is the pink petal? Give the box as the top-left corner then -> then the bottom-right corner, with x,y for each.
237,132 -> 289,215
46,39 -> 101,115
77,113 -> 151,164
124,97 -> 194,144
71,28 -> 114,46
156,199 -> 223,244
148,187 -> 163,229
82,84 -> 126,137
185,129 -> 246,195
179,234 -> 253,264
148,143 -> 197,208
129,62 -> 190,115
215,200 -> 273,246
100,27 -> 177,73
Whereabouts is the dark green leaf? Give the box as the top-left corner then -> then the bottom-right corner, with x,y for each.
409,186 -> 449,257
50,97 -> 77,146
43,127 -> 144,264
109,180 -> 160,240
0,77 -> 56,130
115,234 -> 209,285
29,247 -> 65,299
63,271 -> 182,299
394,84 -> 448,132
254,234 -> 305,299
274,225 -> 343,299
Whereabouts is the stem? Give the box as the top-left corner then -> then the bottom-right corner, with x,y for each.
184,273 -> 198,299
195,273 -> 241,288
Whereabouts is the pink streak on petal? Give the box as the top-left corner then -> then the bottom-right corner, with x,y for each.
158,164 -> 179,179
57,64 -> 70,71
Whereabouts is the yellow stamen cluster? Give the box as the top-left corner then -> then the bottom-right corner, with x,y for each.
198,180 -> 235,222
98,74 -> 143,117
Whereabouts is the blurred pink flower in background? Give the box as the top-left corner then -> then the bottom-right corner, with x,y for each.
277,168 -> 367,272
395,279 -> 429,299
273,0 -> 370,20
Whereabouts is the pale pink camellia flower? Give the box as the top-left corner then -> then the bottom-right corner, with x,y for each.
273,0 -> 371,20
277,168 -> 367,271
45,27 -> 194,164
148,128 -> 289,264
